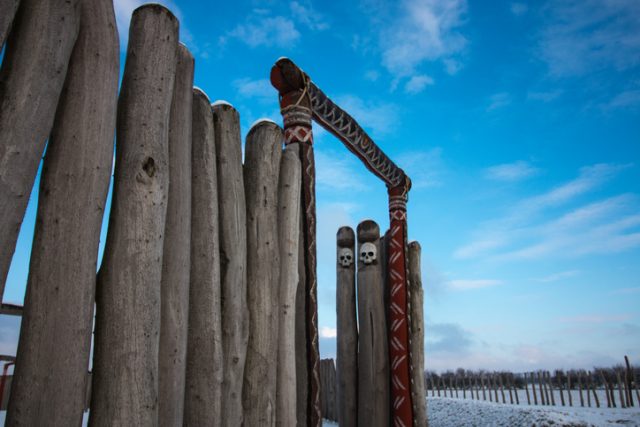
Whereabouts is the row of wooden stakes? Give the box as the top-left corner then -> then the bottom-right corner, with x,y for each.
0,2 -> 314,426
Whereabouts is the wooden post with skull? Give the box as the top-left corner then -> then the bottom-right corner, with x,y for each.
357,220 -> 390,427
336,226 -> 358,427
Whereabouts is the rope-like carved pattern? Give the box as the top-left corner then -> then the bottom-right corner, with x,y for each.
282,104 -> 322,427
388,193 -> 415,427
307,82 -> 407,189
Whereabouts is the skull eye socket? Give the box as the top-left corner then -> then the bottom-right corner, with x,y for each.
367,251 -> 374,257
346,255 -> 352,260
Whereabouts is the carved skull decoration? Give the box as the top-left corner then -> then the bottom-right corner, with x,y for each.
359,242 -> 377,265
338,248 -> 354,268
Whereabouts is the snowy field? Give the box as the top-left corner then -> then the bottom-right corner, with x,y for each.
323,394 -> 640,426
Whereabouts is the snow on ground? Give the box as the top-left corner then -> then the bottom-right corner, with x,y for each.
428,396 -> 640,427
322,395 -> 640,426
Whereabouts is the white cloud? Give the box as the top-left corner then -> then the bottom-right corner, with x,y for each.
527,90 -> 562,102
404,74 -> 435,94
396,148 -> 445,189
487,92 -> 512,111
315,150 -> 368,191
320,326 -> 337,338
485,161 -> 539,182
606,90 -> 640,110
510,2 -> 528,16
232,78 -> 276,103
539,0 -> 640,77
333,95 -> 399,136
379,0 -> 468,77
290,1 -> 329,31
228,14 -> 300,48
454,164 -> 637,261
534,270 -> 580,283
443,58 -> 463,75
559,314 -> 633,324
448,279 -> 502,291
364,70 -> 380,82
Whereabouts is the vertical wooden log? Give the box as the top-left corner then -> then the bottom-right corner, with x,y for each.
624,356 -> 634,407
462,376 -> 466,399
617,371 -> 626,408
568,373 -> 573,406
531,373 -> 538,405
506,375 -> 513,404
408,241 -> 427,426
243,121 -> 282,427
512,375 -> 519,404
357,220 -> 389,427
158,42 -> 194,427
320,360 -> 326,418
589,372 -> 600,408
5,0 -> 117,423
184,90 -> 222,426
494,375 -> 499,403
276,143 -> 301,427
578,372 -> 584,407
558,371 -> 566,407
600,371 -> 611,408
436,376 -> 440,397
537,372 -> 545,405
486,376 -> 492,402
586,372 -> 592,408
0,0 -> 21,48
499,374 -> 506,404
0,0 -> 81,298
480,376 -> 485,401
336,226 -> 357,427
330,360 -> 337,421
89,5 -> 178,426
546,372 -> 555,406
296,198 -> 308,426
524,373 -> 531,405
213,102 -> 248,427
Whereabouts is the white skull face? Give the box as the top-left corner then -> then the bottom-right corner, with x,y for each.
359,242 -> 377,265
338,248 -> 354,268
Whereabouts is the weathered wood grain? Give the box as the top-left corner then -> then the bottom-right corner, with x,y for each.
184,89 -> 222,426
336,226 -> 357,427
356,220 -> 389,427
408,241 -> 427,426
5,0 -> 117,424
213,102 -> 248,427
0,0 -> 81,298
89,5 -> 178,425
158,42 -> 194,427
243,121 -> 282,427
0,0 -> 21,48
276,143 -> 301,427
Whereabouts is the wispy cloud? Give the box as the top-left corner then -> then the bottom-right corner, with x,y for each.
404,74 -> 435,94
290,1 -> 329,31
232,78 -> 276,103
539,0 -> 640,77
559,314 -> 634,324
610,287 -> 640,296
333,95 -> 399,136
396,148 -> 445,189
225,12 -> 300,48
527,90 -> 562,102
487,92 -> 512,111
605,89 -> 640,111
534,270 -> 580,283
455,164 -> 638,261
319,326 -> 337,338
315,149 -> 368,191
426,322 -> 473,354
485,161 -> 539,182
510,2 -> 528,16
448,279 -> 502,291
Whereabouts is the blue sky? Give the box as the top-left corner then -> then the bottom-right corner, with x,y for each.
2,0 -> 639,373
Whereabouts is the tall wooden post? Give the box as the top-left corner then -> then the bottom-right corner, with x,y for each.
184,89 -> 223,426
158,42 -> 194,427
243,121 -> 283,427
408,241 -> 428,426
213,102 -> 248,427
271,60 -> 321,427
336,226 -> 358,427
90,5 -> 178,425
357,220 -> 390,427
5,0 -> 117,423
0,0 -> 81,298
276,143 -> 302,427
